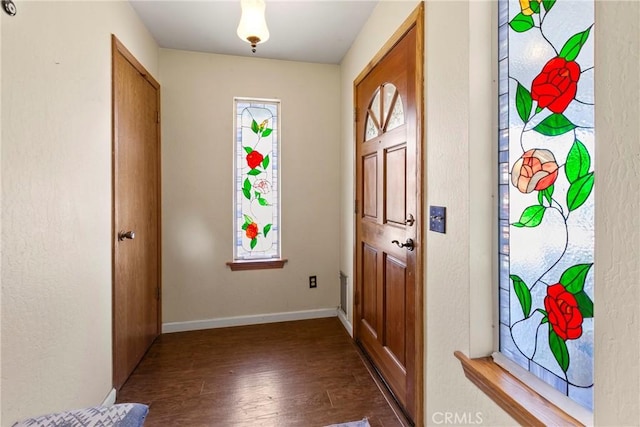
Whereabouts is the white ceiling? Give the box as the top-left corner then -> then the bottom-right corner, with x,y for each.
128,1 -> 379,64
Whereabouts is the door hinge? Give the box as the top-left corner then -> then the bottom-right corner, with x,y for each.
156,286 -> 161,300
354,199 -> 359,214
353,107 -> 357,122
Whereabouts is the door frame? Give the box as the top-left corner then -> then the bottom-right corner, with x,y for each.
111,34 -> 162,388
352,4 -> 424,425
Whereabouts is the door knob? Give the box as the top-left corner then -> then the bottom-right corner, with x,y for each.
118,230 -> 135,241
391,238 -> 414,251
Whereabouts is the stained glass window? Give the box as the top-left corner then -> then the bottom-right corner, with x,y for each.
498,0 -> 594,411
233,98 -> 281,260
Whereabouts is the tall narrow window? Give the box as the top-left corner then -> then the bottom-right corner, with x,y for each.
498,0 -> 595,411
233,98 -> 281,261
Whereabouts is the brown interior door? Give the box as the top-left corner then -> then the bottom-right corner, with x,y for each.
354,19 -> 422,423
112,36 -> 161,390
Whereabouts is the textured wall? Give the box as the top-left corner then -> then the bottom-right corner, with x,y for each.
593,1 -> 640,425
1,2 -> 158,424
159,49 -> 341,324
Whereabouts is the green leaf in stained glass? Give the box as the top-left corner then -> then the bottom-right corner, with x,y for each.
533,114 -> 576,136
516,83 -> 533,122
263,223 -> 272,237
242,189 -> 251,200
536,308 -> 548,322
251,120 -> 259,134
243,214 -> 253,224
247,169 -> 262,176
559,26 -> 593,62
574,290 -> 594,318
258,198 -> 269,206
542,0 -> 556,12
262,155 -> 270,169
567,172 -> 594,211
512,205 -> 546,228
559,263 -> 593,294
243,146 -> 253,154
535,106 -> 543,114
262,128 -> 273,137
537,185 -> 554,206
530,0 -> 540,14
510,275 -> 532,318
241,223 -> 248,231
250,238 -> 258,249
243,178 -> 252,192
509,13 -> 535,33
549,330 -> 570,372
565,140 -> 591,183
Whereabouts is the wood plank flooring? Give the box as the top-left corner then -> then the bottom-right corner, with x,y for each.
117,317 -> 406,427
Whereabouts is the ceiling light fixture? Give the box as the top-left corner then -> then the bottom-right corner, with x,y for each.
237,0 -> 270,54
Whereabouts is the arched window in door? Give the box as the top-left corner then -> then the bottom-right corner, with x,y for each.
365,83 -> 404,141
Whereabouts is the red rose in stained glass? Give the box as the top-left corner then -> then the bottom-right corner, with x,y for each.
245,222 -> 259,239
544,284 -> 583,341
531,57 -> 581,114
511,149 -> 559,193
246,151 -> 264,170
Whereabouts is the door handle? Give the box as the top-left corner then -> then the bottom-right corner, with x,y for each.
391,238 -> 414,251
118,230 -> 136,241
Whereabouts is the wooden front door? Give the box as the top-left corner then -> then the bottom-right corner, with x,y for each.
354,7 -> 423,424
112,36 -> 161,390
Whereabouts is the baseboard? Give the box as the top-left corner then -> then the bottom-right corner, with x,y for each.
162,307 -> 338,333
337,308 -> 353,337
101,388 -> 116,407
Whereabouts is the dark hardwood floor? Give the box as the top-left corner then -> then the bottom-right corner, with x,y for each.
117,317 -> 406,427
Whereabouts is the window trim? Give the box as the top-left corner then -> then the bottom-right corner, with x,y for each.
226,259 -> 287,271
455,351 -> 586,426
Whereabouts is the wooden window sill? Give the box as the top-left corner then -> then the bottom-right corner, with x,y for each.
454,351 -> 584,427
226,259 -> 288,271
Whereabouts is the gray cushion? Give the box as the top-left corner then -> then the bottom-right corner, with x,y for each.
12,403 -> 149,427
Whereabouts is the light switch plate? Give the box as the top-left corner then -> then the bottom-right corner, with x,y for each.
429,206 -> 446,233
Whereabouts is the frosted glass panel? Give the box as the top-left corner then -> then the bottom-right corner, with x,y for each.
365,84 -> 405,138
366,116 -> 378,140
234,98 -> 281,260
366,89 -> 381,140
387,94 -> 404,132
498,0 -> 594,411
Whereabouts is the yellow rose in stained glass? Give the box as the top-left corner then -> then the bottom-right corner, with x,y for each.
519,0 -> 541,15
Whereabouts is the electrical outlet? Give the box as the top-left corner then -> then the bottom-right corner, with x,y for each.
309,275 -> 317,288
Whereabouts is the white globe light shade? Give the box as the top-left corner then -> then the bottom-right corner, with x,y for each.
237,0 -> 270,45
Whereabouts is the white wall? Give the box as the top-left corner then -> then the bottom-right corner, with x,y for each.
160,49 -> 341,325
1,1 -> 158,424
341,0 -> 640,426
593,1 -> 640,425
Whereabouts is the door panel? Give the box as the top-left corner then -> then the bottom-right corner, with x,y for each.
354,11 -> 423,423
362,243 -> 379,337
112,36 -> 161,390
363,154 -> 378,219
385,145 -> 407,226
384,255 -> 407,367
